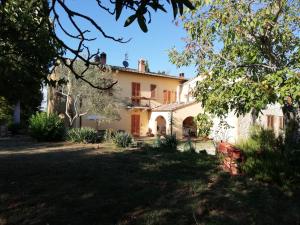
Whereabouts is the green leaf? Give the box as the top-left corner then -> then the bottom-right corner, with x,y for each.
115,0 -> 123,21
137,16 -> 148,32
124,15 -> 137,27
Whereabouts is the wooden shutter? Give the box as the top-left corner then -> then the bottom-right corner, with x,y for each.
132,82 -> 140,105
172,91 -> 176,103
163,90 -> 167,104
167,91 -> 171,104
279,116 -> 284,129
267,115 -> 274,130
150,84 -> 156,98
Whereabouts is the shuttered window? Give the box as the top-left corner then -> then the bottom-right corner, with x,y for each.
132,82 -> 140,105
267,115 -> 274,130
163,90 -> 168,104
279,116 -> 284,129
150,84 -> 156,98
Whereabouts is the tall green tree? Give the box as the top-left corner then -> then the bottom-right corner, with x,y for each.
0,0 -> 61,123
169,0 -> 300,144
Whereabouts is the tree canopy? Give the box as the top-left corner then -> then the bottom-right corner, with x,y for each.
52,62 -> 121,126
169,0 -> 300,117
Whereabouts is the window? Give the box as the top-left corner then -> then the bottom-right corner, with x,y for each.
279,116 -> 284,129
267,115 -> 274,130
131,82 -> 140,105
163,90 -> 167,104
167,90 -> 171,104
150,84 -> 156,98
163,90 -> 176,104
172,91 -> 177,103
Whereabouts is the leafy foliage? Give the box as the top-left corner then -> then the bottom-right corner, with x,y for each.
29,112 -> 65,141
113,132 -> 133,148
115,1 -> 194,32
194,113 -> 213,137
104,128 -> 115,142
183,137 -> 196,152
0,96 -> 12,125
169,0 -> 300,117
0,0 -> 58,122
52,62 -> 121,126
155,134 -> 178,151
236,126 -> 299,187
67,127 -> 99,143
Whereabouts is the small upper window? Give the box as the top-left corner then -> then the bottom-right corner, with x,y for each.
150,84 -> 156,98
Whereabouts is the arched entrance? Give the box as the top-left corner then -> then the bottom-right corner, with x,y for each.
183,116 -> 197,137
156,116 -> 166,135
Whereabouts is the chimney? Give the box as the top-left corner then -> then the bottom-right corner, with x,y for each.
138,58 -> 146,73
100,52 -> 107,65
179,72 -> 185,78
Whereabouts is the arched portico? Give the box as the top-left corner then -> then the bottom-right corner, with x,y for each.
182,116 -> 197,137
155,116 -> 166,135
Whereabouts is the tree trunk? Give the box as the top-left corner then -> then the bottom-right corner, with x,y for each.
13,100 -> 20,124
282,104 -> 300,149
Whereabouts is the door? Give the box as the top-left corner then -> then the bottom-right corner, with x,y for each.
131,114 -> 140,136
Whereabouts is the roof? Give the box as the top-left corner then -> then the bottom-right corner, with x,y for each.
111,65 -> 188,81
152,101 -> 196,112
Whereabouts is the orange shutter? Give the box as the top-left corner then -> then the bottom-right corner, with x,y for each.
150,84 -> 156,98
132,82 -> 141,105
163,90 -> 167,104
267,115 -> 274,130
167,91 -> 171,104
172,91 -> 176,103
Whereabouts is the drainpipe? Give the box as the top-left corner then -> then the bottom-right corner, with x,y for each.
169,111 -> 173,136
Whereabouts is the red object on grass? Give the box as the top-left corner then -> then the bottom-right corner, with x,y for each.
217,141 -> 243,175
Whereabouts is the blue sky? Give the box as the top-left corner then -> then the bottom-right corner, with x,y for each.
55,1 -> 196,78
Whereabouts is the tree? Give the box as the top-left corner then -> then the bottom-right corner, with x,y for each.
52,61 -> 121,127
1,0 -> 194,124
1,0 -> 194,90
169,0 -> 300,144
0,96 -> 12,125
0,0 -> 59,124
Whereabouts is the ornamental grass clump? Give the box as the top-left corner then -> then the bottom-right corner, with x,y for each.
113,132 -> 133,148
67,127 -> 98,143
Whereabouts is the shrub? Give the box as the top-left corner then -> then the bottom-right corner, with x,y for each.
155,134 -> 178,151
163,134 -> 178,150
67,127 -> 98,143
153,136 -> 163,148
194,113 -> 213,138
236,125 -> 295,186
104,128 -> 115,142
113,132 -> 133,148
29,112 -> 65,141
0,96 -> 12,126
183,138 -> 196,153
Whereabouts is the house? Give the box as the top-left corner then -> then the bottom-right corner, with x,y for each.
49,53 -> 284,143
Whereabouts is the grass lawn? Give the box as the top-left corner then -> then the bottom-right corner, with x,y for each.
0,137 -> 299,225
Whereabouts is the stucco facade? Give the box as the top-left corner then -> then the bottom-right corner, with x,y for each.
50,56 -> 284,143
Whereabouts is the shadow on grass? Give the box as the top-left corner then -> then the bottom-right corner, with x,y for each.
0,141 -> 299,225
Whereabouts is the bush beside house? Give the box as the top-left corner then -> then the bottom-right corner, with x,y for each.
29,112 -> 65,141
